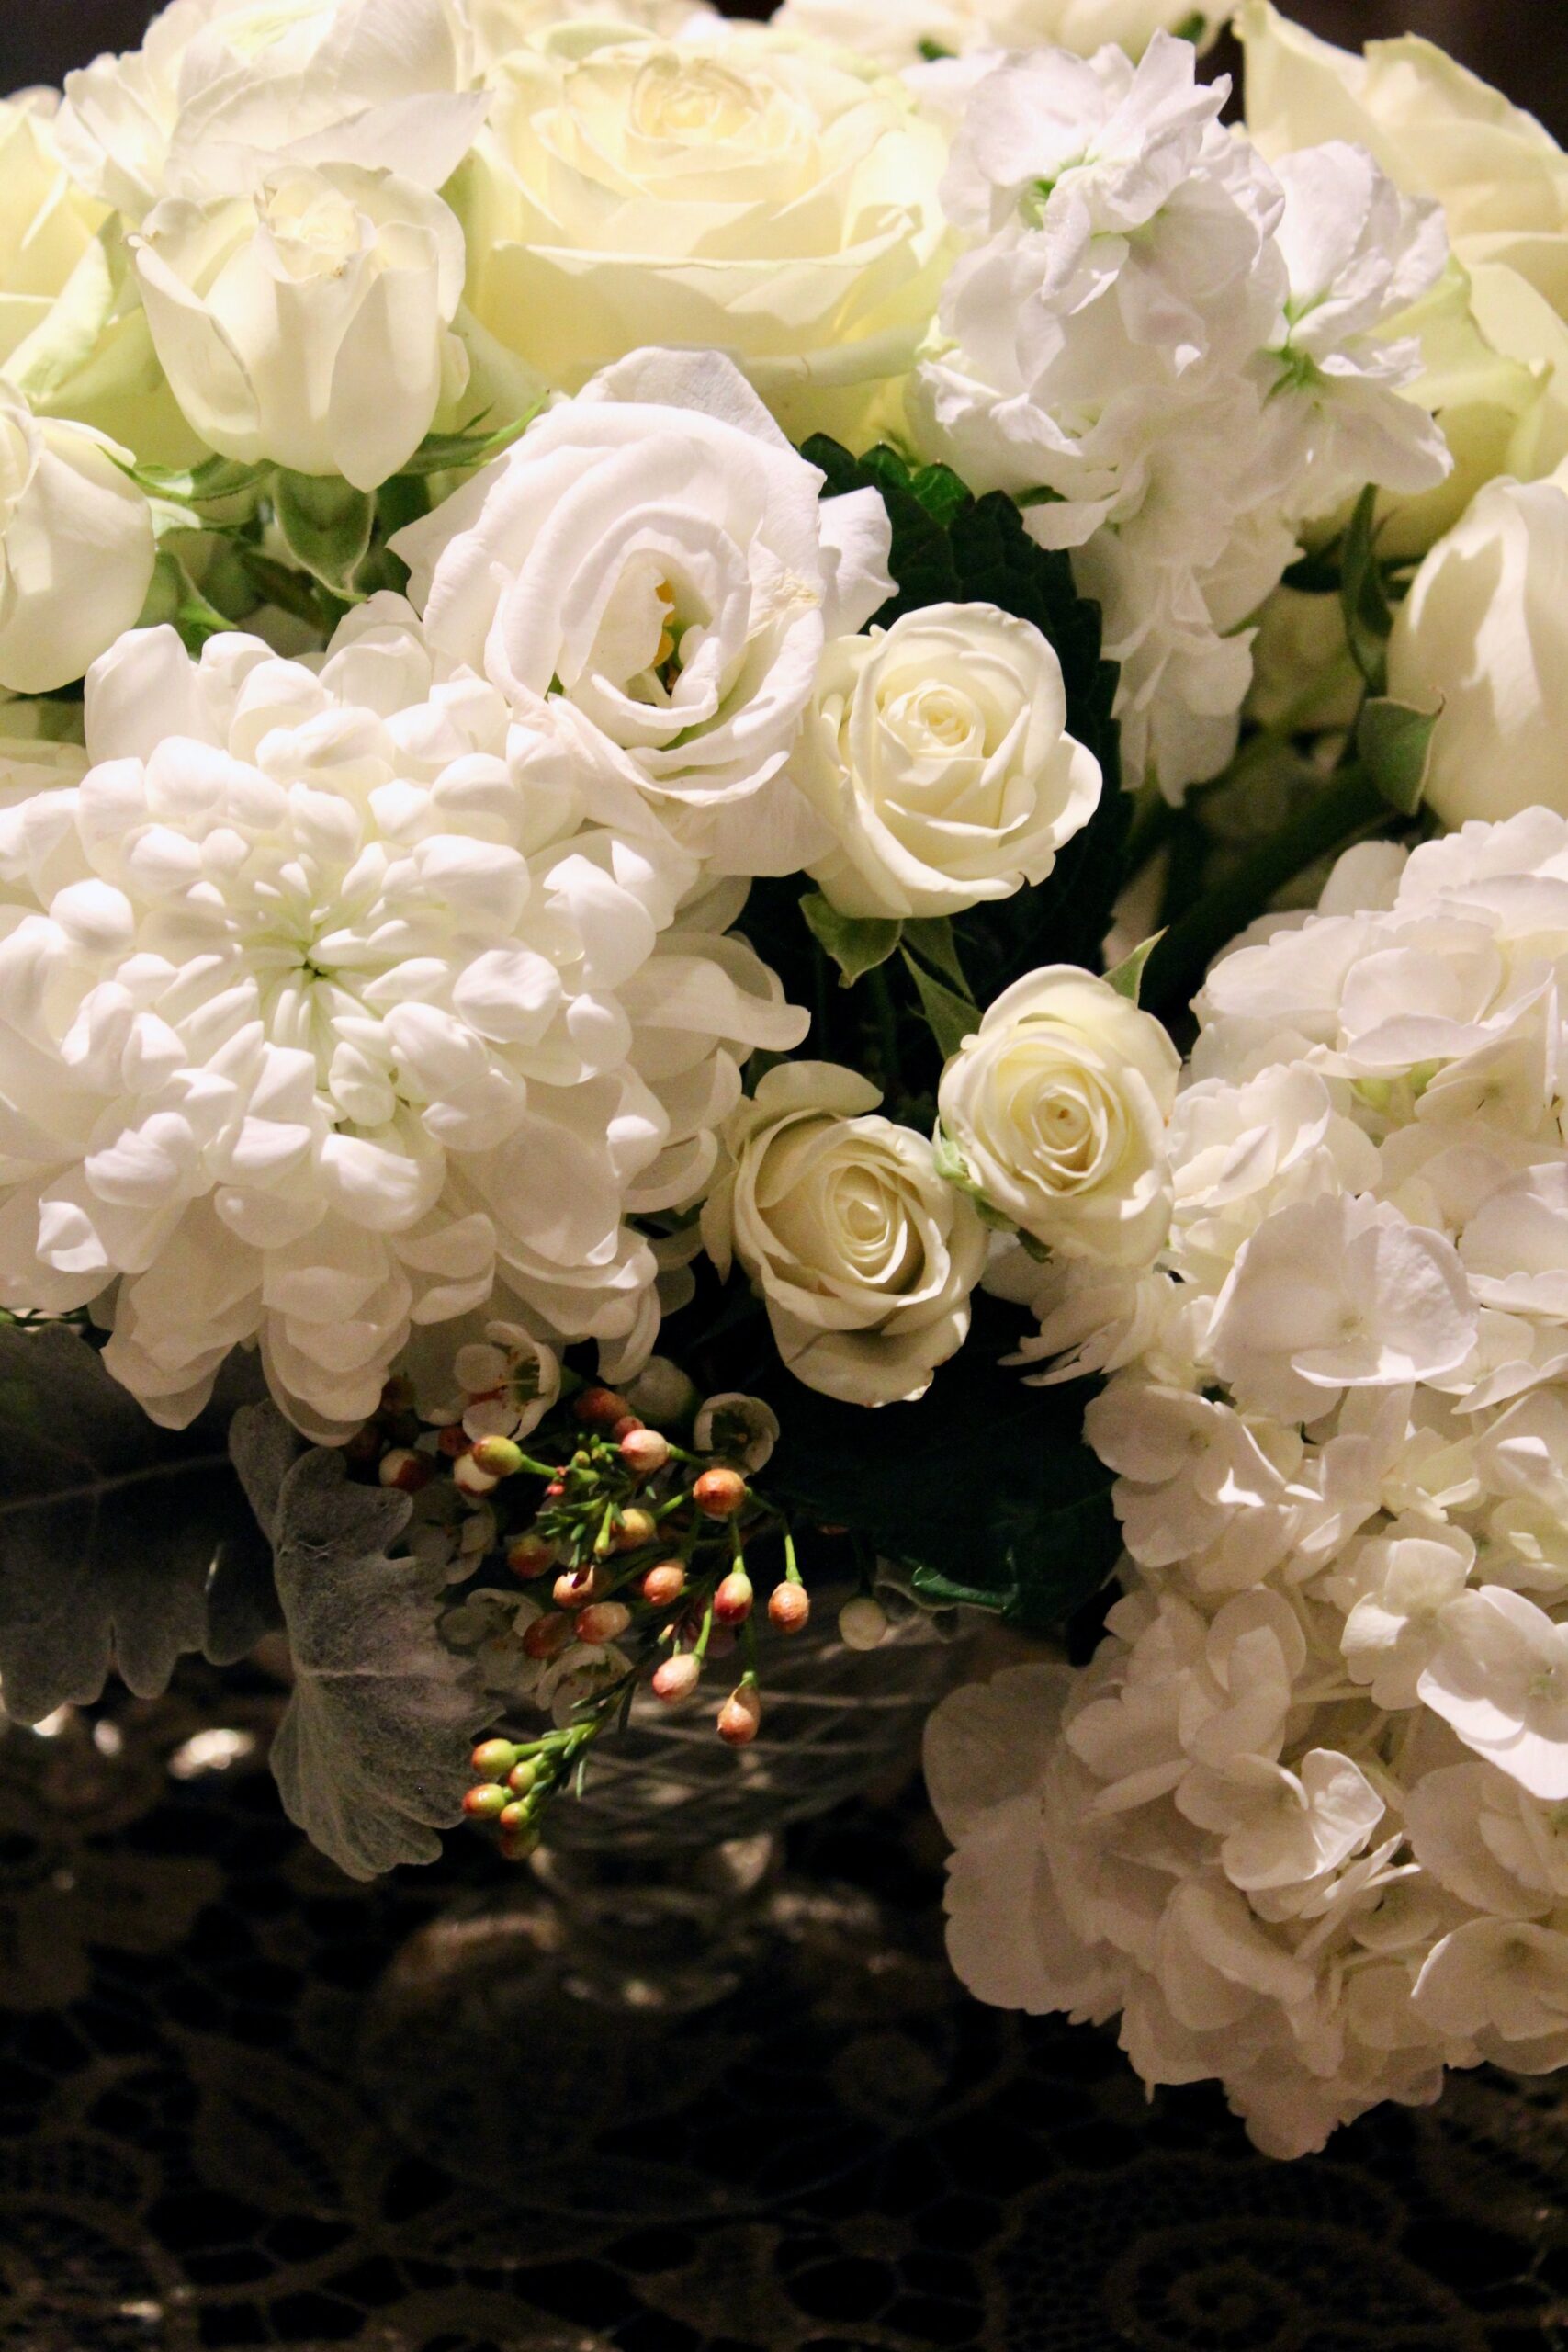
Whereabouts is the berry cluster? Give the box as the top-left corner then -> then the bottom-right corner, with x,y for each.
355,1366 -> 862,1862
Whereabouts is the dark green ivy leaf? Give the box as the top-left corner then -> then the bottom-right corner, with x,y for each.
231,1407 -> 490,1881
0,1325 -> 270,1723
762,1297 -> 1120,1635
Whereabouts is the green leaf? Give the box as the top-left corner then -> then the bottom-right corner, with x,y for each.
1173,9 -> 1208,38
901,948 -> 977,1062
125,453 -> 275,506
903,917 -> 970,992
231,1407 -> 490,1882
394,404 -> 545,478
1340,485 -> 1395,692
274,471 -> 376,595
917,35 -> 955,57
764,1297 -> 1120,1635
0,1325 -> 269,1723
1105,929 -> 1167,1004
800,891 -> 903,985
932,1125 -> 1013,1231
236,546 -> 329,627
1357,695 -> 1440,817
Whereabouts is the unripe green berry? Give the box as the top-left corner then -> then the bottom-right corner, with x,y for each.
471,1738 -> 519,1778
471,1434 -> 525,1480
463,1782 -> 509,1821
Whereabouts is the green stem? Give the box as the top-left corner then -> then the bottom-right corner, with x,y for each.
865,966 -> 902,1097
1144,765 -> 1387,1024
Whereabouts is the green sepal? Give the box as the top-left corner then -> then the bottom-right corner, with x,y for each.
1357,695 -> 1440,817
800,890 -> 903,985
1340,485 -> 1395,693
1104,929 -> 1167,1004
393,404 -> 545,479
274,471 -> 376,595
901,948 -> 977,1062
124,453 -> 275,506
932,1125 -> 1013,1232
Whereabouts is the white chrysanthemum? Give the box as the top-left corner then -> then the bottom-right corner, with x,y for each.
932,809 -> 1568,2155
910,35 -> 1449,797
0,600 -> 805,1437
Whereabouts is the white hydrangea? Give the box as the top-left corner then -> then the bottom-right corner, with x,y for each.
911,34 -> 1450,798
0,599 -> 805,1438
931,810 -> 1568,2154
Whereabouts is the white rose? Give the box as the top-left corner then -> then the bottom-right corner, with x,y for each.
794,601 -> 1101,921
57,0 -> 479,224
132,162 -> 469,492
0,388 -> 154,694
701,1061 -> 987,1407
1386,474 -> 1568,829
1240,1 -> 1568,306
774,0 -> 1231,72
0,96 -> 106,369
470,0 -> 718,67
937,967 -> 1180,1264
460,22 -> 950,443
392,346 -> 893,871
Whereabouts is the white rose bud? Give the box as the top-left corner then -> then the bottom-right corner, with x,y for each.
701,1063 -> 987,1408
795,602 -> 1102,922
1386,475 -> 1568,829
937,967 -> 1180,1266
132,163 -> 469,492
0,387 -> 154,694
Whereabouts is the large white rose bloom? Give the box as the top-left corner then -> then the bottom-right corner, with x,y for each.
393,349 -> 895,876
457,20 -> 950,444
701,1061 -> 987,1407
0,386 -> 155,695
793,601 -> 1102,921
0,95 -> 107,370
0,599 -> 806,1438
931,812 -> 1568,2155
911,34 -> 1450,797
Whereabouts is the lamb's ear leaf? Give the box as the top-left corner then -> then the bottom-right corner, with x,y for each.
0,1324 -> 262,1723
251,1435 -> 490,1881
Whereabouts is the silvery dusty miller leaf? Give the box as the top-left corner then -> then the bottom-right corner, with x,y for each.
0,1323 -> 265,1723
232,1405 -> 491,1881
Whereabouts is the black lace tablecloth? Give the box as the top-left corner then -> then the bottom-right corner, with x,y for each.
3,1665 -> 1566,2352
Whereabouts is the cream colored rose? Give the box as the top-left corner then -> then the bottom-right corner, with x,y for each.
461,23 -> 950,443
470,0 -> 717,67
1386,473 -> 1568,829
132,162 -> 468,492
701,1062 -> 987,1407
774,0 -> 1231,72
795,601 -> 1102,921
0,97 -> 105,370
0,387 -> 155,694
938,967 -> 1180,1265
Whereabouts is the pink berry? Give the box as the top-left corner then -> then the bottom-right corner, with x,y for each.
717,1684 -> 762,1747
768,1582 -> 811,1634
694,1467 -> 748,1521
652,1654 -> 701,1705
714,1569 -> 753,1626
620,1428 -> 671,1477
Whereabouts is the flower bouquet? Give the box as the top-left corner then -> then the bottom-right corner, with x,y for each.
3,0 -> 1568,2160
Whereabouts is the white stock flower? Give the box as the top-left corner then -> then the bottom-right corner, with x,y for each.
937,967 -> 1180,1264
0,602 -> 805,1436
792,601 -> 1101,921
393,348 -> 894,875
57,0 -> 479,223
700,1061 -> 987,1407
132,161 -> 469,492
778,0 -> 1232,72
460,21 -> 950,442
912,35 -> 1449,797
1386,476 -> 1568,830
0,388 -> 155,695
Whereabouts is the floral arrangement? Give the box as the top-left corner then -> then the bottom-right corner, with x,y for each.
0,0 -> 1566,2162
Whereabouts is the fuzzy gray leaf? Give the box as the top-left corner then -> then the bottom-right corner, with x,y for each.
261,1445 -> 490,1881
0,1324 -> 261,1722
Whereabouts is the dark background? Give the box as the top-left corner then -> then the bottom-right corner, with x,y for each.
0,0 -> 1563,139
